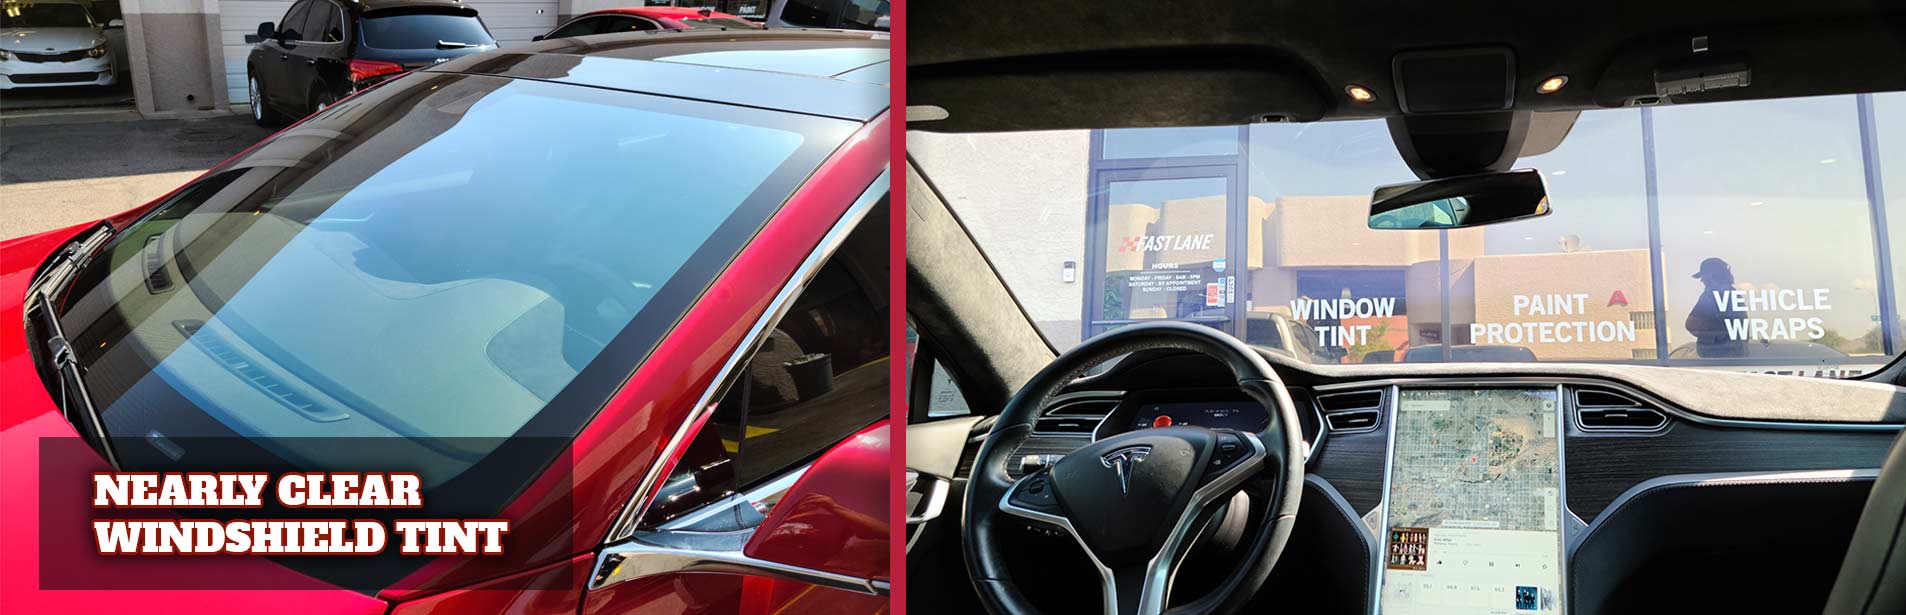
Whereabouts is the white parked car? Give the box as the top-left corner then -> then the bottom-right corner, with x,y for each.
0,0 -> 118,90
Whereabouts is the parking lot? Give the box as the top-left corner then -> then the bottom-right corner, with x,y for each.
0,112 -> 272,241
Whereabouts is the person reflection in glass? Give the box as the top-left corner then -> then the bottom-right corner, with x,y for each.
1686,257 -> 1747,358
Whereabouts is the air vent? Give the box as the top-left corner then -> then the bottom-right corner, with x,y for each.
174,320 -> 349,423
1576,389 -> 1640,408
142,236 -> 173,294
1317,390 -> 1384,412
1574,387 -> 1668,432
1047,398 -> 1118,416
1034,416 -> 1099,434
1577,407 -> 1668,431
1317,389 -> 1385,433
1325,411 -> 1381,432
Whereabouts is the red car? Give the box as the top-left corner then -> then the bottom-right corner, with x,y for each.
0,29 -> 889,615
536,7 -> 761,41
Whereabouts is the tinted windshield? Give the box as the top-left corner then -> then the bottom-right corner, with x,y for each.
0,3 -> 92,28
911,93 -> 1906,379
55,72 -> 853,498
359,9 -> 493,49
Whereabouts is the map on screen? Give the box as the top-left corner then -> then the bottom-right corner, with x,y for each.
1380,388 -> 1562,615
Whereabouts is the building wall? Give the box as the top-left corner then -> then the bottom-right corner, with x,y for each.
125,0 -> 228,114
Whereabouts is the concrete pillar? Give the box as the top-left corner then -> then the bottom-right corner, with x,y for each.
123,0 -> 229,115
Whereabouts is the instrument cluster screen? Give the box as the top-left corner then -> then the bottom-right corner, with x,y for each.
1130,401 -> 1267,432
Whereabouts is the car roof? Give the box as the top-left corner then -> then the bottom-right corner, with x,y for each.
354,0 -> 474,12
423,29 -> 888,121
585,7 -> 738,20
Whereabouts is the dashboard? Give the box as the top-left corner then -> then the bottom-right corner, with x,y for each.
982,349 -> 1904,615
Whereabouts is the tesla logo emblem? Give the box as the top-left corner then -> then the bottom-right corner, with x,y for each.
1101,446 -> 1152,495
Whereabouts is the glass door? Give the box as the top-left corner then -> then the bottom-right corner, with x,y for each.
1084,166 -> 1243,340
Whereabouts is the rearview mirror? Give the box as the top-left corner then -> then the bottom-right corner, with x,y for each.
105,18 -> 124,29
1368,169 -> 1549,230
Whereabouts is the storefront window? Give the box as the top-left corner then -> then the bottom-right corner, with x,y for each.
1245,119 -> 1438,363
1654,96 -> 1883,374
1878,93 -> 1906,373
1101,126 -> 1239,160
1443,110 -> 1655,364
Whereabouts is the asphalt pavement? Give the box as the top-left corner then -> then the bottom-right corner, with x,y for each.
0,113 -> 273,241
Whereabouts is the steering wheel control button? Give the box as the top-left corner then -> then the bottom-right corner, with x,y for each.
1010,474 -> 1061,512
1018,453 -> 1064,475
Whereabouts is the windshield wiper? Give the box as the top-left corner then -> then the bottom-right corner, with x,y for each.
25,222 -> 114,300
32,290 -> 120,469
25,223 -> 121,469
436,40 -> 478,49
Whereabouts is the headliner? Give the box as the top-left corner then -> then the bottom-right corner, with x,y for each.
907,0 -> 1906,133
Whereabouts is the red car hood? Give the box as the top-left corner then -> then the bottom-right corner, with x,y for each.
0,223 -> 387,615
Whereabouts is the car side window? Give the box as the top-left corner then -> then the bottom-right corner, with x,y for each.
840,0 -> 887,29
277,0 -> 311,41
302,1 -> 342,43
598,16 -> 657,33
779,0 -> 836,27
545,16 -> 598,39
641,257 -> 889,526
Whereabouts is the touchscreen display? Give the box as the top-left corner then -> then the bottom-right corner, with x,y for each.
1129,401 -> 1266,432
1380,389 -> 1562,615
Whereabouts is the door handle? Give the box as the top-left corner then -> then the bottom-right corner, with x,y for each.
306,58 -> 316,65
905,470 -> 950,525
279,54 -> 289,61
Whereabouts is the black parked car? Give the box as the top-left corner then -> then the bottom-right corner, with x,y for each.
243,0 -> 495,126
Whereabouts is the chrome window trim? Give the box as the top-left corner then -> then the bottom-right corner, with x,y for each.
590,529 -> 889,596
604,170 -> 888,544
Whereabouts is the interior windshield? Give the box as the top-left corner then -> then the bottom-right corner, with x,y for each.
911,93 -> 1906,378
0,3 -> 93,28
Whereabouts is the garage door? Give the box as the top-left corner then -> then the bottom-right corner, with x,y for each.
218,0 -> 556,105
220,0 -> 294,105
463,0 -> 557,48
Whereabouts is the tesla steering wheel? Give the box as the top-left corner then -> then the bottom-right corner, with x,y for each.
963,321 -> 1306,615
